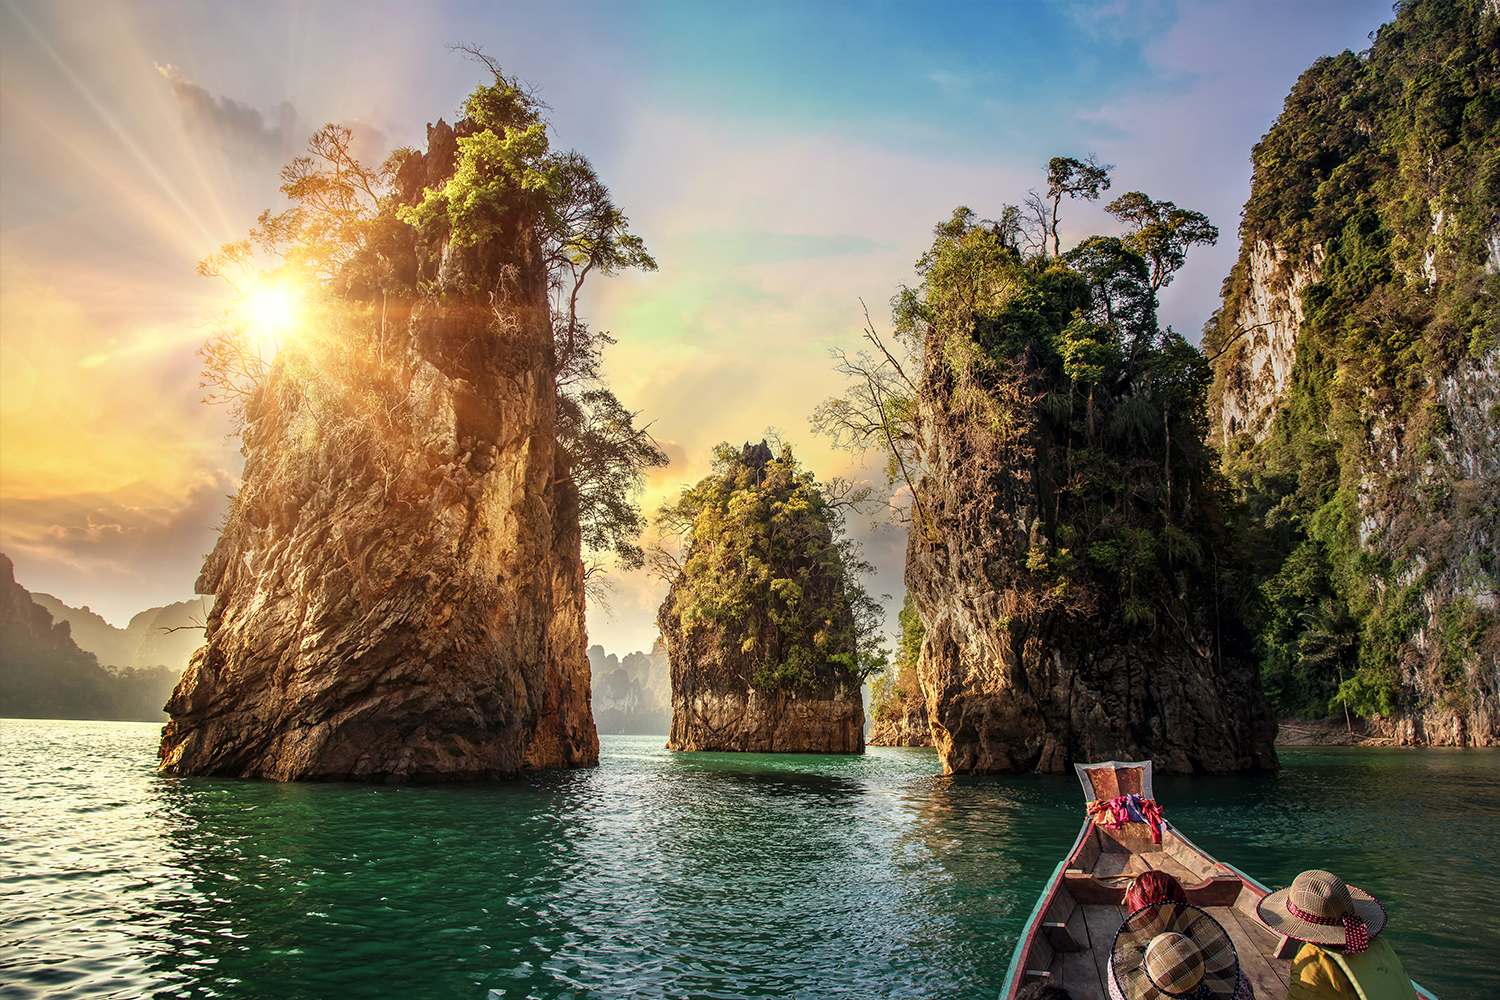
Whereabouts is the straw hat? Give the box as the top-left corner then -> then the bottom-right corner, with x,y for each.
1256,869 -> 1387,954
1111,902 -> 1242,1000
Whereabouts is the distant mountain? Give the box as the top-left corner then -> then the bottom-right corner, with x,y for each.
588,641 -> 671,735
33,594 -> 211,673
0,553 -> 181,721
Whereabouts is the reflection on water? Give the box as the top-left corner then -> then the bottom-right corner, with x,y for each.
1,720 -> 1495,1000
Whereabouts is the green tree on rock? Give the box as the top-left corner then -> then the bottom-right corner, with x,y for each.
195,50 -> 664,593
654,441 -> 886,691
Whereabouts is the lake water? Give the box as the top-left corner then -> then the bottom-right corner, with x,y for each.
1,720 -> 1496,1000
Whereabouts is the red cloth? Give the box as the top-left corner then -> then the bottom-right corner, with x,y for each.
1087,793 -> 1165,844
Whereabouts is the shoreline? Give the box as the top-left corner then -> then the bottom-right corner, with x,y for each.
1277,717 -> 1418,748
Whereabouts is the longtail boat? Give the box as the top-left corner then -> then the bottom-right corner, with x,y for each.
998,760 -> 1436,999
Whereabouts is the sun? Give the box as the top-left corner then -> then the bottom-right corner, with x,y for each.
242,285 -> 302,362
249,286 -> 295,332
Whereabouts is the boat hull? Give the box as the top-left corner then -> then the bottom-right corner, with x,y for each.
998,761 -> 1436,1000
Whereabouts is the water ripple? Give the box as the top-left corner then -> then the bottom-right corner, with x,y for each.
2,721 -> 1496,999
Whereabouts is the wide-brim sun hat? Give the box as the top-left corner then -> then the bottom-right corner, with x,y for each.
1256,869 -> 1387,953
1111,902 -> 1241,1000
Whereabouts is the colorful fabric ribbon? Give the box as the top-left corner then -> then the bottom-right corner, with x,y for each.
1086,793 -> 1166,844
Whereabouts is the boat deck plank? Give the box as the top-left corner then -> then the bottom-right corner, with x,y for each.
1217,905 -> 1292,995
1081,902 -> 1126,997
1143,852 -> 1199,885
1058,947 -> 1100,996
1092,851 -> 1151,878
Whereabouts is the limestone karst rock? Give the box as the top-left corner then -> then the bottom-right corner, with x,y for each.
866,695 -> 932,747
159,117 -> 598,781
878,207 -> 1278,776
658,442 -> 865,754
906,376 -> 1280,775
1205,0 -> 1497,745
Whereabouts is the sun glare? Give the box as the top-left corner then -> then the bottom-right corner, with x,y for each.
249,287 -> 294,332
243,285 -> 301,362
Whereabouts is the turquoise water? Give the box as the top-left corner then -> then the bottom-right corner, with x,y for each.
1,721 -> 1496,1000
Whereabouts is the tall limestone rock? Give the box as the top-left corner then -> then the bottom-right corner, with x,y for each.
159,116 -> 598,781
658,443 -> 865,754
886,209 -> 1277,776
1205,0 -> 1498,745
867,693 -> 932,748
905,381 -> 1278,776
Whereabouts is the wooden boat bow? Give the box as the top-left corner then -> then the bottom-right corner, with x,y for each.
998,760 -> 1437,1000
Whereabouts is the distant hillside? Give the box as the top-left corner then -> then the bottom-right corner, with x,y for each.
32,594 -> 211,673
588,641 -> 671,735
0,554 -> 181,721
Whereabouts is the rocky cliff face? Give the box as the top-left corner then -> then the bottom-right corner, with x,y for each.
159,118 -> 598,781
662,635 -> 865,754
906,382 -> 1279,775
1206,0 -> 1498,745
657,442 -> 865,754
1212,240 -> 1322,446
1357,348 -> 1499,746
866,695 -> 932,747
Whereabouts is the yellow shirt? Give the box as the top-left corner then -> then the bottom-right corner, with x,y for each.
1288,939 -> 1418,1000
1289,942 -> 1359,1000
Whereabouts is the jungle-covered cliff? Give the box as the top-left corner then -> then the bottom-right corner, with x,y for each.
0,554 -> 180,721
1205,0 -> 1499,744
655,442 -> 880,753
161,64 -> 658,780
821,183 -> 1279,775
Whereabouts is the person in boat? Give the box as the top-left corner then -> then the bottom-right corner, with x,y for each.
1125,870 -> 1187,913
1110,900 -> 1253,1000
1256,869 -> 1417,1000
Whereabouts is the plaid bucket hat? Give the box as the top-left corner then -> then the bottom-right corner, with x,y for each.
1111,902 -> 1242,1000
1256,869 -> 1387,954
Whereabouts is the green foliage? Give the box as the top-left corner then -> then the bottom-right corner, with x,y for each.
1060,317 -> 1123,386
869,593 -> 925,723
657,443 -> 885,690
1105,191 -> 1219,291
1043,155 -> 1113,257
871,189 -> 1237,630
399,123 -> 553,248
1209,0 -> 1500,719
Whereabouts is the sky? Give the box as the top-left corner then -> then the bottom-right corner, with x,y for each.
0,0 -> 1394,654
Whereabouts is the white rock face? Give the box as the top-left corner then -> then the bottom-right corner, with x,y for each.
1215,240 -> 1322,445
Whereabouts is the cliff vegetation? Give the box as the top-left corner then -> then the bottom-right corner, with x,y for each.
820,162 -> 1277,774
1205,0 -> 1499,741
654,441 -> 881,753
